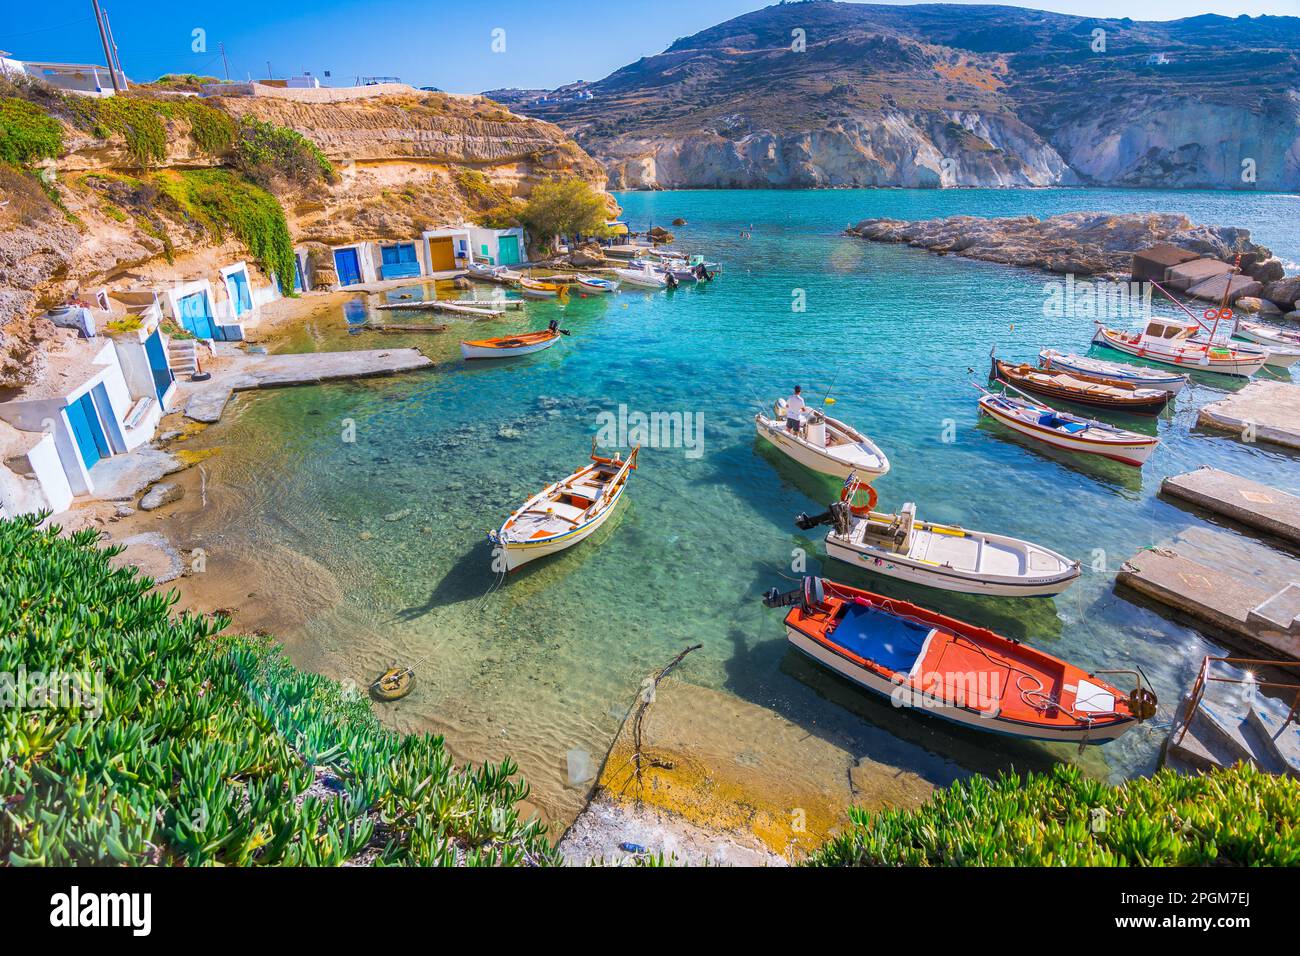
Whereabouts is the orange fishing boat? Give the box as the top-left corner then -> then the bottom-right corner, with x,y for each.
460,322 -> 566,360
764,577 -> 1156,743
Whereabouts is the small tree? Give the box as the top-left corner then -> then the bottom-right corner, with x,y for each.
519,178 -> 609,253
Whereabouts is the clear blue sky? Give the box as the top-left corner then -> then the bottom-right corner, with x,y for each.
1,0 -> 1295,92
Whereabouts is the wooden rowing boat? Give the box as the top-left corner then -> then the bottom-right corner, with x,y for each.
978,388 -> 1159,467
517,277 -> 567,299
489,444 -> 639,571
575,274 -> 619,294
755,399 -> 889,481
459,325 -> 562,360
763,577 -> 1156,743
991,355 -> 1170,415
1037,349 -> 1189,394
796,473 -> 1080,597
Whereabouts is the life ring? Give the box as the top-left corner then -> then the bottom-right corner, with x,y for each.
1218,308 -> 1233,321
1203,309 -> 1217,321
840,480 -> 879,516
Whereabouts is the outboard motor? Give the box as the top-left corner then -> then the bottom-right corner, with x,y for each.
794,500 -> 851,536
762,577 -> 826,611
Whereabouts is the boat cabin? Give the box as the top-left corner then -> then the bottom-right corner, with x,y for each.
1140,318 -> 1199,343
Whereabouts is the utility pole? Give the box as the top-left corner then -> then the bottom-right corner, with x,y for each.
219,41 -> 230,81
266,61 -> 273,80
90,0 -> 121,93
102,8 -> 126,88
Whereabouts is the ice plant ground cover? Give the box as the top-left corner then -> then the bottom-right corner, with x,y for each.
0,513 -> 558,866
805,763 -> 1300,866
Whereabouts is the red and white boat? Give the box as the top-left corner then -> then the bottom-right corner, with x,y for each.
978,387 -> 1158,467
1093,318 -> 1267,378
764,577 -> 1156,743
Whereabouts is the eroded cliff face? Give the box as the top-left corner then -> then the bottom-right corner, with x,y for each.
0,90 -> 608,387
604,110 -> 1076,189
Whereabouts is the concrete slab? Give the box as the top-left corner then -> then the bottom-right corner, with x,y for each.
182,348 -> 434,422
88,447 -> 184,501
1117,548 -> 1300,661
1161,466 -> 1300,544
1186,273 -> 1263,304
1198,380 -> 1300,450
1131,244 -> 1200,282
1166,258 -> 1232,291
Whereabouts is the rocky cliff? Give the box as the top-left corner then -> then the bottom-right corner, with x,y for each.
489,2 -> 1300,191
0,86 -> 607,387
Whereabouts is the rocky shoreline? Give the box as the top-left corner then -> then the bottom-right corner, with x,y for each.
846,212 -> 1284,280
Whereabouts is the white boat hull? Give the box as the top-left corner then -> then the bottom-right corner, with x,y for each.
980,398 -> 1157,467
495,486 -> 624,571
755,414 -> 889,481
1039,349 -> 1188,394
785,627 -> 1132,742
824,527 -> 1079,597
1093,326 -> 1267,377
460,336 -> 558,360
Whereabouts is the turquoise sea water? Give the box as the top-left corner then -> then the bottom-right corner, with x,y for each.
186,188 -> 1300,830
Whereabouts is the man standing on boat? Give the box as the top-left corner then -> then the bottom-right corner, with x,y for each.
786,385 -> 806,434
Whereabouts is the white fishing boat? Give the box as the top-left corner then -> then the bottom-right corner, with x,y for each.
755,399 -> 890,481
1231,320 -> 1300,368
1092,318 -> 1267,378
1038,349 -> 1189,394
978,388 -> 1159,467
488,444 -> 639,571
612,263 -> 668,289
574,274 -> 619,294
797,474 -> 1079,597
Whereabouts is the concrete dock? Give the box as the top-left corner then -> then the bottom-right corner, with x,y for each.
1199,380 -> 1300,450
183,348 -> 434,423
1117,548 -> 1299,661
376,300 -> 505,317
1161,466 -> 1300,545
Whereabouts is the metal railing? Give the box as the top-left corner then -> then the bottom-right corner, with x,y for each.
1175,655 -> 1300,745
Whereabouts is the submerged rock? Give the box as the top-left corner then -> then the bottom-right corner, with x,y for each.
139,482 -> 184,511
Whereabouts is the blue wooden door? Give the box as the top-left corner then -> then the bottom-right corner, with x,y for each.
179,292 -> 216,339
66,392 -> 110,470
497,235 -> 520,265
144,329 -> 173,400
380,243 -> 420,279
228,269 -> 252,315
294,256 -> 304,292
334,248 -> 362,286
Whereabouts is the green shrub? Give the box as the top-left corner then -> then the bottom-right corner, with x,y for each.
0,97 -> 63,165
232,115 -> 334,188
154,169 -> 297,293
0,513 -> 557,866
807,763 -> 1300,866
65,95 -> 234,167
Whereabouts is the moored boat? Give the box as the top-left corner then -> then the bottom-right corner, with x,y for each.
517,277 -> 567,299
796,473 -> 1080,597
612,263 -> 669,289
1231,319 -> 1300,368
1038,349 -> 1189,394
460,321 -> 566,360
762,577 -> 1157,743
488,443 -> 639,571
977,387 -> 1159,467
574,274 -> 619,294
991,355 -> 1171,415
755,399 -> 889,481
1092,318 -> 1267,378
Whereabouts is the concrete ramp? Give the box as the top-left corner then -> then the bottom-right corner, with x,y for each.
1161,466 -> 1300,545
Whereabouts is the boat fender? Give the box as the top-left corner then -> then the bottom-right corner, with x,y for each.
1127,686 -> 1158,721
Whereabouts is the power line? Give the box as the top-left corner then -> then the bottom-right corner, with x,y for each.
0,17 -> 95,42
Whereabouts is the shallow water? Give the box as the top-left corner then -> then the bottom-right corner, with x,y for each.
184,188 -> 1300,832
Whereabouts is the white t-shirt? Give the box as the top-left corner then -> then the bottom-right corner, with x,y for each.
787,393 -> 807,417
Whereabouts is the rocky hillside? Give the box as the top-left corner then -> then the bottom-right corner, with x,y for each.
0,84 -> 607,387
488,1 -> 1300,190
